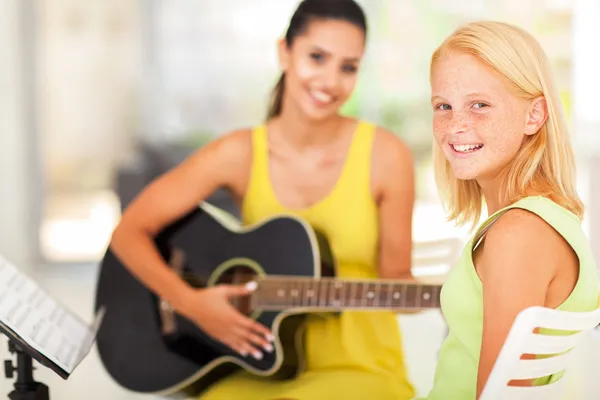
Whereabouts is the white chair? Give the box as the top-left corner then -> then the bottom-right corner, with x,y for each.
411,237 -> 463,284
480,305 -> 600,400
409,238 -> 463,347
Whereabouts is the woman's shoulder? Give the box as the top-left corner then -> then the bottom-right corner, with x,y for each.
182,127 -> 254,181
197,127 -> 254,156
367,122 -> 415,198
368,123 -> 413,166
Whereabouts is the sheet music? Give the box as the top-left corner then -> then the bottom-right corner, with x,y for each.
0,254 -> 103,375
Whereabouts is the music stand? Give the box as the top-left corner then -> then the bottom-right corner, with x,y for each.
0,255 -> 105,400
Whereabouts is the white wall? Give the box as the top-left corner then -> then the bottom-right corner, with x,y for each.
0,0 -> 37,271
573,0 -> 600,270
38,0 -> 142,191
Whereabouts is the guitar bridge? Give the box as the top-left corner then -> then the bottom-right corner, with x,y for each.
159,248 -> 185,337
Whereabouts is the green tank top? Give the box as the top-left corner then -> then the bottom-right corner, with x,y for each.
425,196 -> 599,400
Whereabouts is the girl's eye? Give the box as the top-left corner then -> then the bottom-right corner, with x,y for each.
435,103 -> 451,111
473,102 -> 489,109
341,64 -> 357,74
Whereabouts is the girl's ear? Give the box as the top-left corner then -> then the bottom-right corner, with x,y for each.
524,96 -> 548,136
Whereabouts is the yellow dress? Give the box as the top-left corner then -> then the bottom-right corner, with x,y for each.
199,120 -> 415,400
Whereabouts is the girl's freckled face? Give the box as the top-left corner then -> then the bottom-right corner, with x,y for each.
430,51 -> 530,181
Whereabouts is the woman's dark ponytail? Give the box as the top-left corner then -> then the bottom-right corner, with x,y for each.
267,73 -> 285,119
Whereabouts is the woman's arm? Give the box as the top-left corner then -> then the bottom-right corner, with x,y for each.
475,208 -> 572,398
371,128 -> 416,280
110,129 -> 251,314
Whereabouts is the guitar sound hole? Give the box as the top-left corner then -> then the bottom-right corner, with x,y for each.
213,265 -> 260,317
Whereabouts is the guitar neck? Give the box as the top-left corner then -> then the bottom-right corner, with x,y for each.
253,277 -> 441,311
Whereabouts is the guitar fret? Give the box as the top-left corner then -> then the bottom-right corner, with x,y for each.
353,282 -> 360,307
379,282 -> 388,308
382,283 -> 388,307
332,281 -> 341,309
371,282 -> 378,307
287,281 -> 294,307
283,282 -> 293,307
300,280 -> 305,307
366,282 -> 373,308
301,281 -> 307,307
292,280 -> 298,307
295,280 -> 302,307
359,282 -> 366,307
363,282 -> 372,308
349,281 -> 356,308
274,285 -> 279,308
290,280 -> 297,308
318,280 -> 326,307
307,280 -> 318,307
428,287 -> 433,306
299,280 -> 306,307
287,281 -> 293,307
390,284 -> 399,308
407,284 -> 418,308
328,280 -> 334,308
322,279 -> 329,308
360,282 -> 367,307
329,280 -> 335,307
330,280 -> 338,308
422,285 -> 431,308
384,284 -> 390,307
373,281 -> 380,307
299,280 -> 305,307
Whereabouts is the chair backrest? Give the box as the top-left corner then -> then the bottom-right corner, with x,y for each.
411,238 -> 463,284
480,305 -> 600,400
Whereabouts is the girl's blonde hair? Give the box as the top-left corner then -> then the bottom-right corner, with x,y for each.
430,20 -> 583,229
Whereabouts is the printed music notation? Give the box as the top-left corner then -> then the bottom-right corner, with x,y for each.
0,255 -> 103,375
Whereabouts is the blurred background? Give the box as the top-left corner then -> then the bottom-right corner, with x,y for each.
3,0 -> 598,265
2,0 -> 600,399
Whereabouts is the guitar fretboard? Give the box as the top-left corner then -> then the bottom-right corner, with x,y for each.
253,277 -> 441,311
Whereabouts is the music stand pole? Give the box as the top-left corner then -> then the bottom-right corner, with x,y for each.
4,339 -> 50,400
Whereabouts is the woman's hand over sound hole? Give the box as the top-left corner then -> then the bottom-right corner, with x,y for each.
181,281 -> 274,359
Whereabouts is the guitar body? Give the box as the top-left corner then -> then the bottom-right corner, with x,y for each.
94,202 -> 335,398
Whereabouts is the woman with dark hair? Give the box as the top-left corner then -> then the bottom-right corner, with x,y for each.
109,1 -> 417,398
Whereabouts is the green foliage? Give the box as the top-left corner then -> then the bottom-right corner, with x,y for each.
340,80 -> 363,117
379,101 -> 406,137
559,89 -> 573,127
181,131 -> 215,148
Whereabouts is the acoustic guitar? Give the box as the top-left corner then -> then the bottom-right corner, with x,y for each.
94,202 -> 441,398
